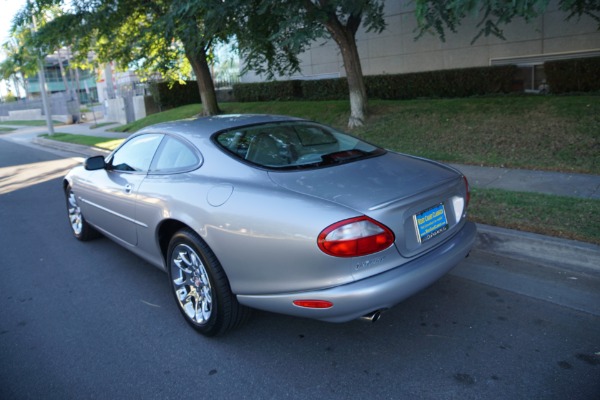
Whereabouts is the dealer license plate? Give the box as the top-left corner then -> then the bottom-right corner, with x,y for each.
414,203 -> 449,243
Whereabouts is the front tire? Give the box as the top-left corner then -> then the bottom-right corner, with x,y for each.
167,229 -> 250,336
65,185 -> 100,241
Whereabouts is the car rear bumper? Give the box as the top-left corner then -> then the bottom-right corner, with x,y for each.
237,221 -> 477,322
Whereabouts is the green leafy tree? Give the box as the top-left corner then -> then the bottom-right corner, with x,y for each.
0,25 -> 41,100
14,0 -> 232,116
236,0 -> 386,128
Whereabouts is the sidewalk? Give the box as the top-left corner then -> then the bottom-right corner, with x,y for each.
2,119 -> 600,274
450,163 -> 600,200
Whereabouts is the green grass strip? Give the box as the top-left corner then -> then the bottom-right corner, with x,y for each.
0,120 -> 62,126
469,188 -> 600,245
40,133 -> 123,150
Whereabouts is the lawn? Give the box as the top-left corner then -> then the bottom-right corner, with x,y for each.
112,95 -> 600,174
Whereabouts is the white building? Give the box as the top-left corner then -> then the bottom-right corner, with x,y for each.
241,1 -> 600,92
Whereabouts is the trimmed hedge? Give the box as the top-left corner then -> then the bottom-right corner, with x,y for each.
545,57 -> 600,94
300,79 -> 348,100
232,65 -> 518,102
367,66 -> 517,99
155,81 -> 201,109
232,80 -> 302,102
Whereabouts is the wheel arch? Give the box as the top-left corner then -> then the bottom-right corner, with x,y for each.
157,219 -> 195,264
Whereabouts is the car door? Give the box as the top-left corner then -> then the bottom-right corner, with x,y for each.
77,133 -> 164,246
134,134 -> 203,260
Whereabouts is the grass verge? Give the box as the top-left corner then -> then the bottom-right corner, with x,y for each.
0,127 -> 16,133
0,120 -> 63,126
469,188 -> 600,245
40,133 -> 123,151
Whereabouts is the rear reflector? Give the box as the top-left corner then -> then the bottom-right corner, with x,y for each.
293,300 -> 334,309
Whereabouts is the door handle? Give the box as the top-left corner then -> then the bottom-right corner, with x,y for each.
125,184 -> 132,193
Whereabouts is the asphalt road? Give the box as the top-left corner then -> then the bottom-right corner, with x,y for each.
1,139 -> 599,400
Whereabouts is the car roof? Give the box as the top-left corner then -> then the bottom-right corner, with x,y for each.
139,114 -> 306,138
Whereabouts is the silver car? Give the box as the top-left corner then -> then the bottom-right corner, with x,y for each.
64,115 -> 477,336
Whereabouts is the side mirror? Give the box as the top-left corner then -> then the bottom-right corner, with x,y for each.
84,155 -> 106,171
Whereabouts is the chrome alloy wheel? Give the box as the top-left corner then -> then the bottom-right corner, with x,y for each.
171,244 -> 213,325
67,190 -> 83,235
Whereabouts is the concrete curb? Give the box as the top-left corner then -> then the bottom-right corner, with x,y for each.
32,137 -> 110,157
475,223 -> 600,276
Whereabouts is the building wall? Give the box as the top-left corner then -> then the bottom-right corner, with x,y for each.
241,1 -> 600,82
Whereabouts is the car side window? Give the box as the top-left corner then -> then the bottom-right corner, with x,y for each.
110,134 -> 163,172
150,136 -> 201,173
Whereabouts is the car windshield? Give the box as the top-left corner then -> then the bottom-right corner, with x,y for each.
215,121 -> 385,169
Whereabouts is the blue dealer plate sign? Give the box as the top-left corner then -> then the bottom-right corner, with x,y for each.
414,203 -> 448,243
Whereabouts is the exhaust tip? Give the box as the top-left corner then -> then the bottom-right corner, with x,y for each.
359,310 -> 382,323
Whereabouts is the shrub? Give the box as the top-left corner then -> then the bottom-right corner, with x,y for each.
545,57 -> 600,93
300,79 -> 348,100
233,80 -> 302,102
156,81 -> 201,109
366,66 -> 517,99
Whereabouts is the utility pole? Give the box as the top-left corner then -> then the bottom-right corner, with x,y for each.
31,5 -> 54,136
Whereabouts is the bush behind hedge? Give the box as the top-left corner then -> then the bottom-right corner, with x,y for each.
232,81 -> 302,102
545,56 -> 600,93
155,81 -> 201,109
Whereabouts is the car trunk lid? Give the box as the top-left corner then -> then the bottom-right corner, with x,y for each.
268,152 -> 459,211
268,152 -> 468,260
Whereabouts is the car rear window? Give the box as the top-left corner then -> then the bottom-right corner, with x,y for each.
215,122 -> 385,169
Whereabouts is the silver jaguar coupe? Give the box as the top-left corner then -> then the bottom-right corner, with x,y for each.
64,114 -> 477,336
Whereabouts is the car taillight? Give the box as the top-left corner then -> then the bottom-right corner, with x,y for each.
318,216 -> 395,257
463,176 -> 471,207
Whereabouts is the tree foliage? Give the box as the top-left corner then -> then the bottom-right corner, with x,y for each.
0,29 -> 38,99
12,0 -> 232,115
1,5 -> 69,100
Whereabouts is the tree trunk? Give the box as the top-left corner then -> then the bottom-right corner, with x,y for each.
323,19 -> 368,128
184,45 -> 221,116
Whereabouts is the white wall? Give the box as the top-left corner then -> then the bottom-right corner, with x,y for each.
133,95 -> 146,121
105,97 -> 126,125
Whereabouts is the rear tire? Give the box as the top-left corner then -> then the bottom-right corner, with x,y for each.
167,229 -> 250,336
65,186 -> 100,241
